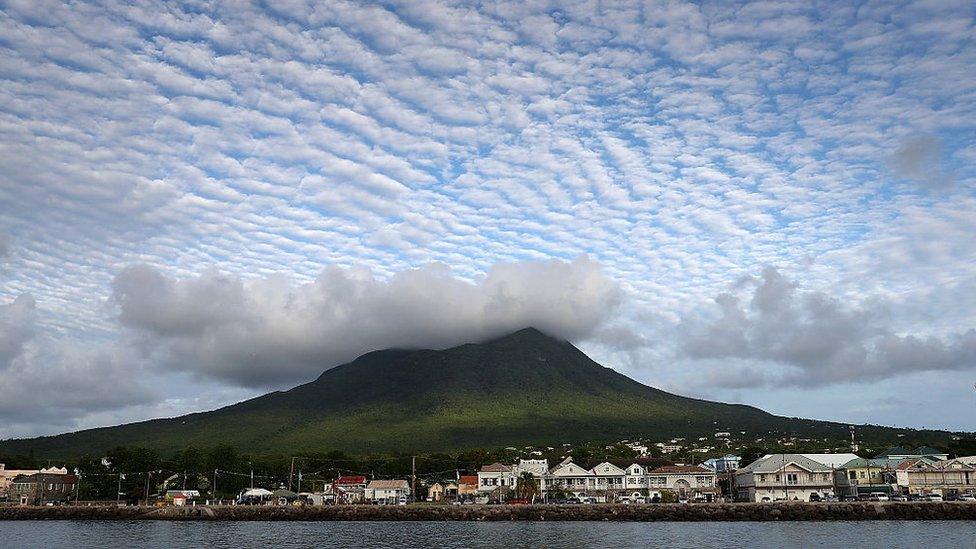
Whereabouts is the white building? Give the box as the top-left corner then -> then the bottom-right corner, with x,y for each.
365,480 -> 410,504
477,463 -> 514,493
735,454 -> 836,502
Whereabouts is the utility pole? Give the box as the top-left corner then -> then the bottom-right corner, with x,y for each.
411,456 -> 417,504
213,469 -> 218,503
289,457 -> 296,491
144,471 -> 152,506
117,473 -> 123,505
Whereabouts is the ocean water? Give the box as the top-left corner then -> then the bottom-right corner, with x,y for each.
1,520 -> 974,549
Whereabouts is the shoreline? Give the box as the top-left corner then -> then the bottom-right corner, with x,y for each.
2,502 -> 976,521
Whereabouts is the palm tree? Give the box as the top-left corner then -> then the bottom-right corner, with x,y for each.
515,472 -> 539,503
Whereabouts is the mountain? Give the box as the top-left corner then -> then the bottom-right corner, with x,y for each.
0,328 -> 959,457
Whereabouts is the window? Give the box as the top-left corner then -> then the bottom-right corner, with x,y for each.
760,474 -> 767,483
774,474 -> 780,483
807,474 -> 815,482
786,474 -> 798,486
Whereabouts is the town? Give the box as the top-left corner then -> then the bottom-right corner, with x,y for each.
3,437 -> 975,507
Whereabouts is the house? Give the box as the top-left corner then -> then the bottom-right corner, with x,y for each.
542,458 -> 595,500
895,458 -> 976,496
477,463 -> 514,493
703,455 -> 741,473
514,459 -> 549,477
734,454 -> 835,502
164,489 -> 201,506
332,476 -> 367,503
9,471 -> 78,505
365,480 -> 410,504
0,465 -> 66,499
458,475 -> 479,497
587,461 -> 628,500
648,465 -> 718,502
427,482 -> 445,502
834,458 -> 903,497
876,446 -> 949,461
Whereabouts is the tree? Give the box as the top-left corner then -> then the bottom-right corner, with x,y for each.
515,471 -> 539,502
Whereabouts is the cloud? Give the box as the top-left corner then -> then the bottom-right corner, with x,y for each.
0,293 -> 35,370
681,266 -> 976,387
111,256 -> 623,387
0,292 -> 155,437
889,135 -> 954,189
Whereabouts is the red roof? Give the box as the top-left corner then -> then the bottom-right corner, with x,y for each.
335,476 -> 366,485
459,475 -> 478,486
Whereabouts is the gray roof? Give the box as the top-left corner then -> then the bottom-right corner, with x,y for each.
840,457 -> 905,469
737,454 -> 833,474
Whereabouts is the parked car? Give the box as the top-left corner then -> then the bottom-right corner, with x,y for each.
907,493 -> 924,501
565,497 -> 581,504
925,494 -> 944,502
889,494 -> 908,502
958,494 -> 976,502
650,495 -> 662,504
808,493 -> 822,502
633,497 -> 646,504
869,493 -> 889,502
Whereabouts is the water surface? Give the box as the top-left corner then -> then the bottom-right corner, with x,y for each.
2,520 -> 973,548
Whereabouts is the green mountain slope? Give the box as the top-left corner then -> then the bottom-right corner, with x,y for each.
0,328 -> 958,457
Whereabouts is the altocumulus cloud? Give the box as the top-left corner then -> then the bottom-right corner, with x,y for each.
112,256 -> 623,387
681,267 -> 976,387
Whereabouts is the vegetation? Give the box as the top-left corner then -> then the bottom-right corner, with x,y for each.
0,328 -> 969,459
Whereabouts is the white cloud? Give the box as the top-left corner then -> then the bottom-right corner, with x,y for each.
681,267 -> 976,387
112,256 -> 622,387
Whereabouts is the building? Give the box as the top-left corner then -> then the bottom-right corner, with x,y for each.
876,446 -> 949,461
1,464 -> 40,499
834,458 -> 903,497
542,458 -> 595,500
332,476 -> 367,503
734,454 -> 835,502
648,465 -> 719,502
9,472 -> 77,505
477,463 -> 514,493
792,454 -> 859,469
164,490 -> 201,506
458,475 -> 479,498
895,458 -> 976,497
1,465 -> 68,499
365,480 -> 410,504
427,482 -> 445,502
703,455 -> 741,473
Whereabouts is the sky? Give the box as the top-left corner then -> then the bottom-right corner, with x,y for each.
0,0 -> 975,439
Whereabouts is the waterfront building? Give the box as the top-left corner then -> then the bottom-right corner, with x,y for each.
365,480 -> 410,504
476,463 -> 514,493
834,458 -> 904,497
9,471 -> 77,505
648,465 -> 719,502
332,475 -> 367,503
458,475 -> 479,498
734,454 -> 835,502
895,458 -> 976,497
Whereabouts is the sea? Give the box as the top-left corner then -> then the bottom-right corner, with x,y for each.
1,520 -> 974,548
